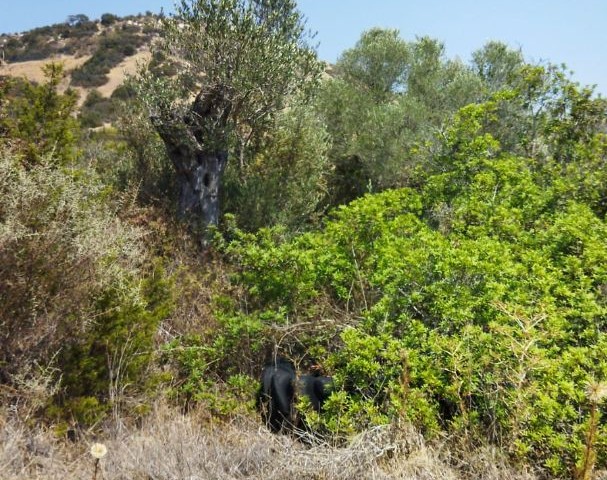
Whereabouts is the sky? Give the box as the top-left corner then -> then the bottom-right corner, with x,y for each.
1,0 -> 605,95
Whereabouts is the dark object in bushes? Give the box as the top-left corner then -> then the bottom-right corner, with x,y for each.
257,358 -> 332,433
298,374 -> 333,413
258,358 -> 296,433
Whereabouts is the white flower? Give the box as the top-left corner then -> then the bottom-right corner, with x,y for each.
90,442 -> 108,459
586,380 -> 607,404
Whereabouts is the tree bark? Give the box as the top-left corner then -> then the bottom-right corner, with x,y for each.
151,116 -> 228,230
178,150 -> 228,226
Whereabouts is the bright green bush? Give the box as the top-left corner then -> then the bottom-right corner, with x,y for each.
60,263 -> 174,407
2,64 -> 79,166
159,297 -> 267,415
218,90 -> 607,475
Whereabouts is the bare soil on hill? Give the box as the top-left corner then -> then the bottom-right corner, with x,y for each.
0,50 -> 151,105
95,49 -> 151,98
0,55 -> 90,86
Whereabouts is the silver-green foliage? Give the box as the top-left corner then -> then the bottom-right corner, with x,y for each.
138,0 -> 322,150
318,30 -> 482,205
223,101 -> 331,230
0,144 -> 176,428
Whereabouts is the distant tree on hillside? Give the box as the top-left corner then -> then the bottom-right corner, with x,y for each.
100,13 -> 119,26
67,14 -> 90,26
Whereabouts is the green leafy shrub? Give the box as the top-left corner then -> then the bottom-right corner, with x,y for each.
217,88 -> 607,474
160,300 -> 265,415
79,89 -> 119,128
2,63 -> 79,166
223,102 -> 331,231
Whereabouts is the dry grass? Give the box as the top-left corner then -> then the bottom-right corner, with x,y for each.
0,49 -> 150,106
94,49 -> 151,98
0,405 -> 539,480
0,55 -> 91,87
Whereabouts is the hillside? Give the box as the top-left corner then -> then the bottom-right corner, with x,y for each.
0,13 -> 158,105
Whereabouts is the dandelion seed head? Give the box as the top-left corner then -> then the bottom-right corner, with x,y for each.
586,380 -> 607,403
90,442 -> 108,459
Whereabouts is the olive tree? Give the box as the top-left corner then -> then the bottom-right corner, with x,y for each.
136,0 -> 322,235
471,41 -> 524,94
317,30 -> 481,207
337,28 -> 410,100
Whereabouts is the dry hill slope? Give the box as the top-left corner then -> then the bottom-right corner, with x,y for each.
0,14 -> 157,105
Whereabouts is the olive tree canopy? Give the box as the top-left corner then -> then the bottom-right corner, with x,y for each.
137,0 -> 322,234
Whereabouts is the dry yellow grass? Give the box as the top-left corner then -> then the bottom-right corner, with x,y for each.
0,405 -> 541,480
0,49 -> 151,105
0,55 -> 90,88
95,49 -> 151,98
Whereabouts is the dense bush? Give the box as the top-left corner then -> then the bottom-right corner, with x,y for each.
222,102 -> 332,231
0,152 -> 132,368
0,66 -> 175,425
79,89 -> 119,128
215,87 -> 607,475
0,148 -> 176,424
1,63 -> 79,166
57,262 -> 174,424
109,95 -> 175,204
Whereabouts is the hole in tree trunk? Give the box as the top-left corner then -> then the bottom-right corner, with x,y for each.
203,173 -> 210,187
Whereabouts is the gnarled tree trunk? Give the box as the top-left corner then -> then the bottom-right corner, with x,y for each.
173,150 -> 228,227
152,116 -> 228,231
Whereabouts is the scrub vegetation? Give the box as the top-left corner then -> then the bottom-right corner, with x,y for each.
1,1 -> 606,478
